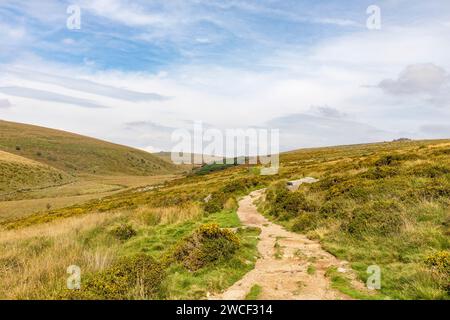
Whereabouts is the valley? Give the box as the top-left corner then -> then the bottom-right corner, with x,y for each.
0,120 -> 449,300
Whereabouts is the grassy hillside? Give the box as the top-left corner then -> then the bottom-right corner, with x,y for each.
0,139 -> 449,300
0,167 -> 262,299
0,150 -> 73,198
261,140 -> 450,299
0,120 -> 178,175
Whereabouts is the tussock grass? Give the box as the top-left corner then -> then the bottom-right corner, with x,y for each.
0,212 -> 121,299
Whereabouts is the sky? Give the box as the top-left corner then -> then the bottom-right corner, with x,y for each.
1,0 -> 450,153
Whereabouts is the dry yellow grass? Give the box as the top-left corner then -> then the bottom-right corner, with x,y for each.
0,211 -> 123,299
0,174 -> 179,222
0,150 -> 44,166
0,201 -> 203,299
0,210 -> 122,248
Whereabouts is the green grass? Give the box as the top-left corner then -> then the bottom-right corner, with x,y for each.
120,210 -> 260,299
325,267 -> 385,300
162,227 -> 260,299
245,284 -> 262,300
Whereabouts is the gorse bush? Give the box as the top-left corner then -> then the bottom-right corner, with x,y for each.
319,199 -> 347,219
424,251 -> 450,295
202,177 -> 263,214
265,181 -> 318,219
408,164 -> 450,178
110,223 -> 137,241
374,153 -> 419,167
203,192 -> 226,214
221,177 -> 261,194
361,166 -> 399,179
343,201 -> 404,237
223,197 -> 238,211
66,254 -> 165,300
291,213 -> 318,232
425,251 -> 450,275
171,223 -> 240,271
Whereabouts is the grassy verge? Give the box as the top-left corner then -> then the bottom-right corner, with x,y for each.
325,267 -> 385,300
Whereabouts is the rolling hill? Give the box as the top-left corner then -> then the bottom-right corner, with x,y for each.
0,120 -> 179,176
0,150 -> 73,197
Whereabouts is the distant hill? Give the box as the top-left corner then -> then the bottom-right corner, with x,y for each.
0,150 -> 72,197
154,152 -> 266,175
153,151 -> 224,166
0,120 -> 179,175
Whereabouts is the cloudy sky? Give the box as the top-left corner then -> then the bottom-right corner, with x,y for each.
1,0 -> 450,153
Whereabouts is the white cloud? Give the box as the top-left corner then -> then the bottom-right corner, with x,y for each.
0,99 -> 11,108
0,86 -> 107,109
0,22 -> 27,45
308,106 -> 347,119
62,38 -> 76,45
378,64 -> 449,95
312,18 -> 359,27
81,0 -> 170,27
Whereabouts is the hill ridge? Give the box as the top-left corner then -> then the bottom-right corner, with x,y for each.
0,119 -> 179,176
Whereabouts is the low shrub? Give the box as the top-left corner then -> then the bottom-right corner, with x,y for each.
425,251 -> 450,275
319,200 -> 347,219
408,164 -> 450,178
171,223 -> 240,271
66,254 -> 165,300
314,176 -> 349,191
224,197 -> 238,211
203,192 -> 226,214
342,200 -> 404,237
221,177 -> 261,194
361,166 -> 399,179
291,213 -> 319,232
374,153 -> 418,167
414,179 -> 450,200
110,223 -> 137,241
265,182 -> 318,219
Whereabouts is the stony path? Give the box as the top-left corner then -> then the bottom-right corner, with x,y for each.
212,186 -> 355,300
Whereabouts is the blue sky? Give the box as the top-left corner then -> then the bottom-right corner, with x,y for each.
1,0 -> 450,152
0,0 -> 372,70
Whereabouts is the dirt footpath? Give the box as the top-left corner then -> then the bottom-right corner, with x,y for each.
212,188 -> 356,300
